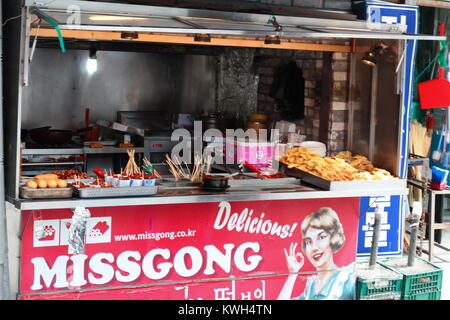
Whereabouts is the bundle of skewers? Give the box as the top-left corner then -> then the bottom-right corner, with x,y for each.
142,157 -> 162,179
165,154 -> 212,183
124,150 -> 141,176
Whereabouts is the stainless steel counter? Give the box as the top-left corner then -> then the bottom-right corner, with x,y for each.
15,183 -> 409,210
22,147 -> 146,155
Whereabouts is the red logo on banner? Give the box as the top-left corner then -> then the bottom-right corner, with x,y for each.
39,226 -> 56,241
89,221 -> 110,238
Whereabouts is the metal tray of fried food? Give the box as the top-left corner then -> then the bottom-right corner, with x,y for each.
20,187 -> 73,199
74,186 -> 158,198
275,161 -> 406,191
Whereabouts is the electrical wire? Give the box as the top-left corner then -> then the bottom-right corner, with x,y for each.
2,14 -> 22,26
414,45 -> 448,85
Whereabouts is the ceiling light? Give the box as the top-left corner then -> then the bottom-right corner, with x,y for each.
264,35 -> 281,45
89,15 -> 147,21
121,32 -> 139,40
194,34 -> 211,42
87,48 -> 98,74
362,43 -> 389,67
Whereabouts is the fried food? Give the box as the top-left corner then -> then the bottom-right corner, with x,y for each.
25,180 -> 38,189
279,147 -> 396,182
37,180 -> 48,189
56,179 -> 68,188
24,177 -> 68,189
52,170 -> 90,179
334,152 -> 374,172
34,174 -> 58,180
279,147 -> 358,181
47,180 -> 58,188
334,151 -> 352,162
119,143 -> 134,148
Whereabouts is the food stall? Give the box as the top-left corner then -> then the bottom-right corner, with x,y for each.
3,0 -> 445,300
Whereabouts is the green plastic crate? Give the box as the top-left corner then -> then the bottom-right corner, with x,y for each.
403,290 -> 441,301
355,262 -> 403,300
356,277 -> 403,300
379,256 -> 443,300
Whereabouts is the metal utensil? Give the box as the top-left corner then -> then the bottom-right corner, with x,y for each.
239,161 -> 274,179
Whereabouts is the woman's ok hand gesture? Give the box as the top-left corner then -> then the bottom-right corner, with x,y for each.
284,242 -> 305,273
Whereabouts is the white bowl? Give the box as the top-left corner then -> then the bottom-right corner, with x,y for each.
143,179 -> 156,186
130,179 -> 144,187
300,141 -> 327,157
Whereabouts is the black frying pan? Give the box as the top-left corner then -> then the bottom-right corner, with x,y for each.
29,126 -> 73,145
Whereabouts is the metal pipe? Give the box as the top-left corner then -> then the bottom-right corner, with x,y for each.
24,0 -> 406,33
369,206 -> 382,269
408,212 -> 420,267
0,0 -> 12,300
408,201 -> 422,266
368,65 -> 378,163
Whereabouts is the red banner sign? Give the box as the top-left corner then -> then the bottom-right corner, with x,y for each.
20,198 -> 360,300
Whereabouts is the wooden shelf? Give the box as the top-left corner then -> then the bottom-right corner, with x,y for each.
31,28 -> 353,53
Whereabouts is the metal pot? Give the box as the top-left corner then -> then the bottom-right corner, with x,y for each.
200,114 -> 226,132
202,175 -> 229,190
29,126 -> 73,145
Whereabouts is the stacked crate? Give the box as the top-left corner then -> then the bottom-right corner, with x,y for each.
355,262 -> 403,300
379,256 -> 443,300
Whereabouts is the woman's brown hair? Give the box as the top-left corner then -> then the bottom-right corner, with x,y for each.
301,207 -> 346,253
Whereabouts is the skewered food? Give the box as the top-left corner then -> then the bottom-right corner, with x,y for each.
142,157 -> 162,179
71,180 -> 115,188
34,174 -> 58,180
51,170 -> 91,180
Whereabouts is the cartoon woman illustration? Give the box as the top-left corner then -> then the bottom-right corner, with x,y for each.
277,207 -> 355,300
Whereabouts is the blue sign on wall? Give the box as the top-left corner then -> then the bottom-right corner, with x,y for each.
355,1 -> 418,257
358,195 -> 402,257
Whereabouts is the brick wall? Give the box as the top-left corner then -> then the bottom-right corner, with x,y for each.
254,48 -> 323,141
328,51 -> 350,156
291,0 -> 352,10
253,46 -> 350,155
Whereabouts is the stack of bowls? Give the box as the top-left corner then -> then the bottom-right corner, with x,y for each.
299,141 -> 327,157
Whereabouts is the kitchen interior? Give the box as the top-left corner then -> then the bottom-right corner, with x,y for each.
12,1 -> 407,201
20,39 -> 346,183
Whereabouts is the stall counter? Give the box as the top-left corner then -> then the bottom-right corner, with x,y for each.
15,184 -> 408,210
16,185 -> 408,300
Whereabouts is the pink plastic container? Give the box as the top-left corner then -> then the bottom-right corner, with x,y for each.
226,139 -> 274,169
